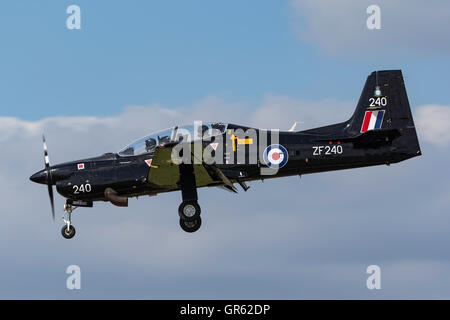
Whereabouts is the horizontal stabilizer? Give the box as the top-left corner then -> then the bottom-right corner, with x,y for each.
315,128 -> 401,148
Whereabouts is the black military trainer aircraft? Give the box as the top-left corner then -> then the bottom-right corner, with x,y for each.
30,70 -> 421,239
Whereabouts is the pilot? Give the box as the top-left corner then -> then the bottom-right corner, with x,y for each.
145,138 -> 157,152
211,123 -> 225,133
158,135 -> 171,146
196,125 -> 209,139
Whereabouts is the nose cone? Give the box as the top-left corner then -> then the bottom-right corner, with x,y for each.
30,170 -> 47,184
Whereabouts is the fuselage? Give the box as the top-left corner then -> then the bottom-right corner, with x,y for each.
30,122 -> 420,204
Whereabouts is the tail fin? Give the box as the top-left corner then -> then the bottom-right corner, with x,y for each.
348,70 -> 412,132
347,70 -> 421,159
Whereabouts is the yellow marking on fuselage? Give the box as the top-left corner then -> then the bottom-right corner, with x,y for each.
230,134 -> 254,151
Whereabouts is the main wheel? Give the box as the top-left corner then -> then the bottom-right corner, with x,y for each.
61,225 -> 76,239
179,217 -> 202,233
178,200 -> 201,221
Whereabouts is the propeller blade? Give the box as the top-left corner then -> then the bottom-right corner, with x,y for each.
43,135 -> 50,168
42,134 -> 55,221
48,183 -> 55,220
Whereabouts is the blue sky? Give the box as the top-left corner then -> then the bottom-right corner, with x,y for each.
0,0 -> 450,299
1,0 -> 449,120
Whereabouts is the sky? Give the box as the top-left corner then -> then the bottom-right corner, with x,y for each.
0,0 -> 449,299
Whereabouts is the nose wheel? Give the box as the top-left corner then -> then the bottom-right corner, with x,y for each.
61,225 -> 76,239
61,203 -> 77,239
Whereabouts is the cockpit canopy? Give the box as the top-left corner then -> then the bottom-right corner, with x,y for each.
118,122 -> 228,156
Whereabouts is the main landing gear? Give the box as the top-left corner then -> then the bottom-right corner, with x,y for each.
178,200 -> 201,221
178,164 -> 202,233
178,200 -> 202,232
179,215 -> 202,233
61,203 -> 77,239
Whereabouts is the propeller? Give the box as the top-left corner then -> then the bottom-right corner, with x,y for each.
42,135 -> 55,220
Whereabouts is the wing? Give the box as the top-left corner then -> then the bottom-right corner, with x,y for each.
147,143 -> 238,192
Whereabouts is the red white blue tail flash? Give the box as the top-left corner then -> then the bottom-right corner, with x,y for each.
361,110 -> 385,133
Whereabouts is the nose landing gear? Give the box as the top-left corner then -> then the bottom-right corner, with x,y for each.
61,203 -> 77,239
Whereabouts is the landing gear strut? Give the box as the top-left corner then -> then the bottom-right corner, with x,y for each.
179,164 -> 202,233
61,203 -> 77,239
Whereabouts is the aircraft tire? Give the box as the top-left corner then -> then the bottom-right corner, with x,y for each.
61,225 -> 76,239
179,217 -> 202,233
178,200 -> 201,221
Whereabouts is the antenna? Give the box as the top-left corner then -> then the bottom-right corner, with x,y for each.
289,121 -> 303,132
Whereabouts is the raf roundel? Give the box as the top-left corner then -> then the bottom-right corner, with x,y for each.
263,144 -> 288,169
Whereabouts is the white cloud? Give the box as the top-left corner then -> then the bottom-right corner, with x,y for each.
0,96 -> 449,298
2,96 -> 352,165
416,105 -> 450,147
3,96 -> 446,203
289,0 -> 450,57
2,96 -> 447,175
